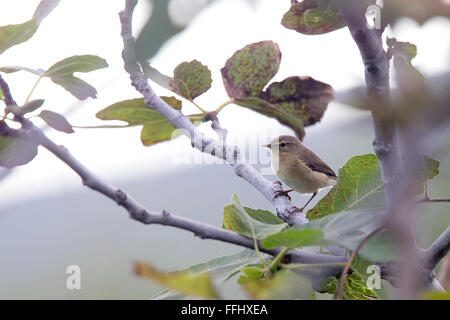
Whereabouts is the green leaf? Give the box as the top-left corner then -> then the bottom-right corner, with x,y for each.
96,97 -> 199,146
281,0 -> 346,35
0,0 -> 59,55
39,110 -> 74,133
170,60 -> 212,100
142,61 -> 212,101
387,37 -> 424,86
96,98 -> 173,126
308,154 -> 384,220
221,41 -> 281,99
134,262 -> 218,300
42,55 -> 108,100
239,265 -> 265,282
244,207 -> 285,225
417,155 -> 440,181
0,19 -> 38,55
261,229 -> 325,249
276,209 -> 396,262
307,154 -> 440,220
351,255 -> 391,299
153,249 -> 265,299
7,99 -> 45,116
317,273 -> 378,300
0,136 -> 38,168
44,55 -> 108,77
223,196 -> 288,239
140,120 -> 178,145
160,96 -> 182,110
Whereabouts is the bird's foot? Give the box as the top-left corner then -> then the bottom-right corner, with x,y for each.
273,189 -> 294,201
291,206 -> 304,214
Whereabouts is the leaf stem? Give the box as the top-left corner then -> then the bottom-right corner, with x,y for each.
215,99 -> 234,114
191,100 -> 207,114
72,124 -> 132,129
268,247 -> 289,273
25,76 -> 42,104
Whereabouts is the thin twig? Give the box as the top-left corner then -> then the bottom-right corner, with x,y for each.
416,198 -> 450,204
334,226 -> 384,300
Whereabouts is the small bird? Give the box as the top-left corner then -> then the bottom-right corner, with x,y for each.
264,135 -> 337,213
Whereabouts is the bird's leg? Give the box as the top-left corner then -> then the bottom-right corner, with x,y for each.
273,189 -> 294,201
293,192 -> 318,213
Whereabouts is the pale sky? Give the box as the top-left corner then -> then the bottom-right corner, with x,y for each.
0,0 -> 449,207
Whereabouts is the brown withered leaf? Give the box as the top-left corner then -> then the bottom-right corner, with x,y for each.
258,76 -> 334,139
259,76 -> 334,126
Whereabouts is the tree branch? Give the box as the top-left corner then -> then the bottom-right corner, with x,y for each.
118,0 -> 306,226
337,0 -> 447,296
423,227 -> 450,273
337,0 -> 403,213
1,66 -> 346,278
1,118 -> 344,266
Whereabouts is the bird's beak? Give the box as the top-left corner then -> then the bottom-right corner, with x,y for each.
263,143 -> 271,148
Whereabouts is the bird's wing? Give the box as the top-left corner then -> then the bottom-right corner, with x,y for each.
299,147 -> 337,178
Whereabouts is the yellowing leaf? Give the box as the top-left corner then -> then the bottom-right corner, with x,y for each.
134,262 -> 218,300
153,249 -> 264,299
96,97 -> 201,146
239,269 -> 314,300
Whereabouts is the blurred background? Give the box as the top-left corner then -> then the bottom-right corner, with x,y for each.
0,0 -> 449,299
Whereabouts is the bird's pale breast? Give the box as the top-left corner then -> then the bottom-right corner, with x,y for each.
274,153 -> 336,194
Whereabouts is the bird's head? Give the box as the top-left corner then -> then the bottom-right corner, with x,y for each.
263,135 -> 302,154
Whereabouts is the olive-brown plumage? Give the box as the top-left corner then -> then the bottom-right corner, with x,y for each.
264,135 -> 337,212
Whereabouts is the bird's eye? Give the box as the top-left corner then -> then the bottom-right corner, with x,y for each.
280,143 -> 287,147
